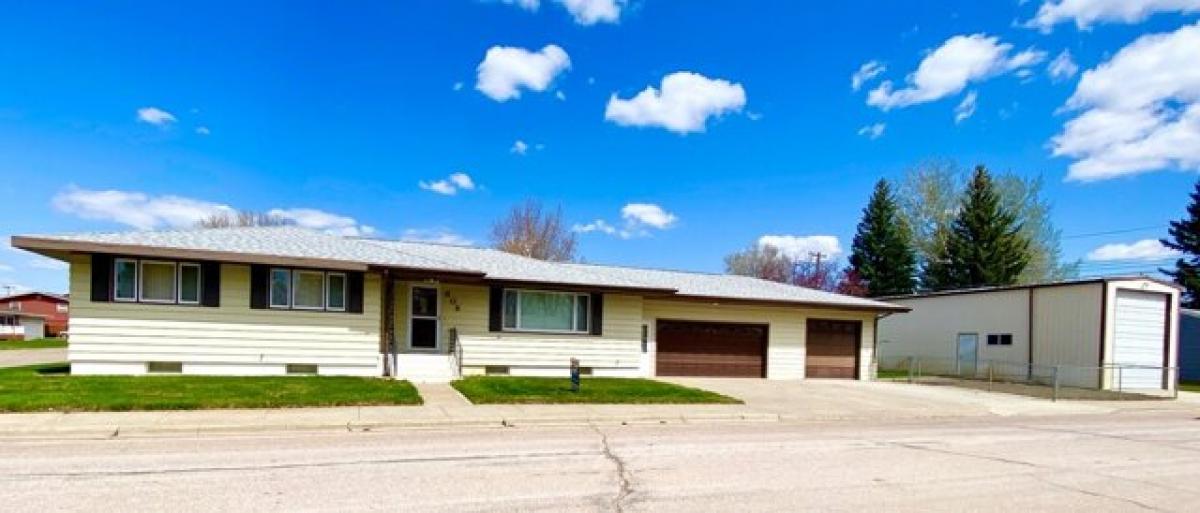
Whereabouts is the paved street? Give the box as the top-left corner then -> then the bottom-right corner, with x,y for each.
3,411 -> 1199,512
0,347 -> 66,368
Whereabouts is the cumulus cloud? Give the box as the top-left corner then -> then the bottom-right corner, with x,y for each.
1047,50 -> 1080,82
574,203 -> 677,238
476,44 -> 571,102
511,140 -> 529,155
1025,0 -> 1200,32
267,208 -> 376,237
605,72 -> 747,134
400,228 -> 473,246
556,0 -> 624,25
419,172 -> 477,195
857,122 -> 886,140
1086,239 -> 1180,261
136,107 -> 176,126
851,60 -> 886,91
52,186 -> 235,230
1051,22 -> 1200,181
866,34 -> 1045,110
757,235 -> 842,261
955,91 -> 979,123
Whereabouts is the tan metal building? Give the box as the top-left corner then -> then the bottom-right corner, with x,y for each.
877,277 -> 1180,392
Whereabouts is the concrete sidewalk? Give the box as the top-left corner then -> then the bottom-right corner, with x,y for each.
0,348 -> 66,368
3,378 -> 1191,439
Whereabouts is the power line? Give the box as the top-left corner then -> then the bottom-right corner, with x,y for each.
1061,225 -> 1166,240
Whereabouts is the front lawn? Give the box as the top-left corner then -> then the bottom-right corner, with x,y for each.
0,363 -> 422,412
452,376 -> 741,405
0,338 -> 68,350
1182,381 -> 1200,393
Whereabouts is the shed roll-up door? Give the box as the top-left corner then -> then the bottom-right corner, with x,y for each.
1112,290 -> 1168,390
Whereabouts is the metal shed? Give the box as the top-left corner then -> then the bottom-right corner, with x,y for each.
877,277 -> 1181,392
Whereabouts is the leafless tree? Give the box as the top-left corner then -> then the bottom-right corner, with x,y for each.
490,200 -> 577,261
724,244 -> 795,283
196,211 -> 291,229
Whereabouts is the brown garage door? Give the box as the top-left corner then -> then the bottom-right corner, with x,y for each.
656,320 -> 767,377
806,319 -> 861,379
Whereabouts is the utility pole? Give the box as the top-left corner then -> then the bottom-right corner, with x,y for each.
1,285 -> 13,297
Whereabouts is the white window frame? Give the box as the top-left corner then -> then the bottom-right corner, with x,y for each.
326,272 -> 347,312
502,288 -> 590,334
113,258 -> 139,302
137,260 -> 177,304
55,304 -> 68,313
291,270 -> 326,311
407,284 -> 440,351
269,268 -> 292,309
177,263 -> 202,305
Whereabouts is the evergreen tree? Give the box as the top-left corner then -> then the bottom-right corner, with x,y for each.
1162,180 -> 1200,308
848,179 -> 917,296
938,166 -> 1030,289
920,223 -> 954,290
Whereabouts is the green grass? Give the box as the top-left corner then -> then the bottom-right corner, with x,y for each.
0,338 -> 68,350
1182,381 -> 1200,393
876,368 -> 911,380
451,376 -> 741,405
0,363 -> 422,412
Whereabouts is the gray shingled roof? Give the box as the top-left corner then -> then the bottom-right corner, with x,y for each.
14,227 -> 904,310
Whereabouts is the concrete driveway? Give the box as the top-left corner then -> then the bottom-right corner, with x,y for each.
0,348 -> 66,368
659,377 -> 1146,419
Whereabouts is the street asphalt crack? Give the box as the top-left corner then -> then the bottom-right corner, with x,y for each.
592,424 -> 633,513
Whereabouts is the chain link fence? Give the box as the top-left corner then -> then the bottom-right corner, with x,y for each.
878,355 -> 1179,401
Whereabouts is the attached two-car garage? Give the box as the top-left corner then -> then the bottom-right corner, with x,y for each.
654,318 -> 862,379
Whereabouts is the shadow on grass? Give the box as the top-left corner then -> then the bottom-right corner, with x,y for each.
36,364 -> 70,376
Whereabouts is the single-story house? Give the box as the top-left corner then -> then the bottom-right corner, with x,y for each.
0,311 -> 47,341
1179,309 -> 1199,382
12,227 -> 906,381
1,291 -> 70,336
877,277 -> 1181,392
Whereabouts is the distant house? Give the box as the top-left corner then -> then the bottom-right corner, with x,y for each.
0,311 -> 46,340
878,277 -> 1181,392
11,226 -> 906,381
1,292 -> 68,337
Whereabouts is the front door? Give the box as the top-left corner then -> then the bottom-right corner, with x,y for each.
408,286 -> 440,351
956,333 -> 978,377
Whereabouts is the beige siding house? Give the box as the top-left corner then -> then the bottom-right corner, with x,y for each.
14,227 -> 905,382
877,278 -> 1180,391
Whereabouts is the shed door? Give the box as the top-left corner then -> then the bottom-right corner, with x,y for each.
806,319 -> 861,379
655,321 -> 767,377
1112,290 -> 1168,390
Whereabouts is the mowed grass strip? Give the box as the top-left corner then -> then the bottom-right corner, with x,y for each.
452,376 -> 741,405
1183,381 -> 1199,393
0,338 -> 68,350
0,363 -> 421,412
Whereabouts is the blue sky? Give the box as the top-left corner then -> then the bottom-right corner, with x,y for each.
3,1 -> 1200,294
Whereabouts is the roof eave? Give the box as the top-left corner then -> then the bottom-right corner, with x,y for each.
660,293 -> 911,313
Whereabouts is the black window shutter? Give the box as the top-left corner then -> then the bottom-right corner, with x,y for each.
347,272 -> 365,313
488,286 -> 503,332
200,262 -> 221,307
590,292 -> 604,336
249,265 -> 269,309
90,254 -> 113,303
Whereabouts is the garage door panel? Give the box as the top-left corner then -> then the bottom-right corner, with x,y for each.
806,319 -> 860,379
1112,290 -> 1168,390
656,321 -> 766,378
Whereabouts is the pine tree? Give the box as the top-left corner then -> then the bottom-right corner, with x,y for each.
1162,180 -> 1200,307
939,166 -> 1030,289
848,179 -> 917,296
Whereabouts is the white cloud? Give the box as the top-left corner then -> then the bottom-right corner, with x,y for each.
500,0 -> 540,11
857,122 -> 886,140
267,208 -> 376,237
1047,50 -> 1080,82
757,235 -> 842,261
52,186 -> 234,230
511,140 -> 529,155
1051,22 -> 1200,181
476,44 -> 571,102
574,203 -> 678,239
1086,239 -> 1179,261
955,90 -> 979,123
195,126 -> 211,136
419,172 -> 477,195
605,72 -> 747,134
866,34 -> 1045,110
1026,0 -> 1200,32
556,0 -> 624,25
136,107 -> 176,126
851,60 -> 886,91
400,228 -> 472,246
621,203 -> 677,229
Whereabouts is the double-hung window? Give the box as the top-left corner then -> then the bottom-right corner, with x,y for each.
111,258 -> 204,305
502,289 -> 590,333
114,258 -> 138,302
268,268 -> 347,312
